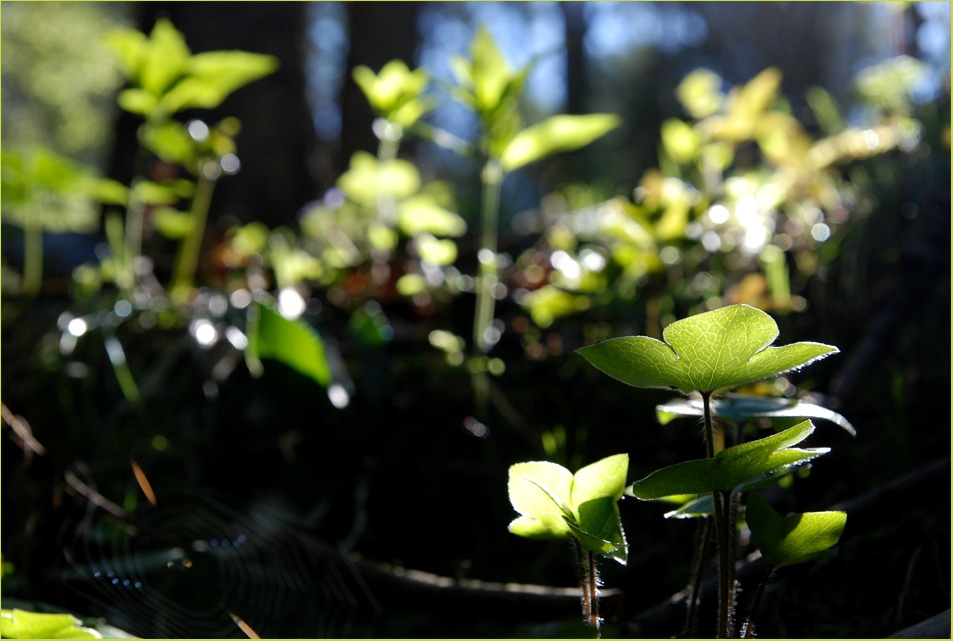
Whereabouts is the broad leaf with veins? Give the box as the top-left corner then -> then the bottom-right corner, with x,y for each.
626,421 -> 828,499
577,304 -> 838,394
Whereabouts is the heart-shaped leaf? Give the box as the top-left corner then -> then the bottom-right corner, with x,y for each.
508,455 -> 628,563
746,492 -> 846,567
507,461 -> 574,539
627,420 -> 828,499
655,392 -> 855,436
577,304 -> 838,394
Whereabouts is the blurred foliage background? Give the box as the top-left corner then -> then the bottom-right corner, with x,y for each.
2,2 -> 950,638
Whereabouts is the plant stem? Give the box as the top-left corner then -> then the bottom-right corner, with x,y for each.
682,517 -> 711,638
702,391 -> 734,638
170,168 -> 216,302
22,212 -> 43,297
742,564 -> 774,638
574,538 -> 600,635
472,158 -> 503,415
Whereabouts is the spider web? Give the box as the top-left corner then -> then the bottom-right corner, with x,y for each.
56,485 -> 381,638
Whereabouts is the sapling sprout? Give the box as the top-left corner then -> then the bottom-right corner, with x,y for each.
507,454 -> 628,634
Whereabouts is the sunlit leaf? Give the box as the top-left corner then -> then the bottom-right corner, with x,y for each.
501,114 -> 621,172
151,208 -> 193,239
577,304 -> 838,394
521,285 -> 591,328
508,455 -> 628,563
655,392 -> 856,436
140,120 -> 195,165
104,28 -> 149,80
746,492 -> 846,567
338,152 -> 420,207
140,18 -> 190,97
396,273 -> 427,296
507,461 -> 574,539
627,420 -> 828,499
131,180 -> 182,206
660,118 -> 700,164
396,194 -> 466,237
245,301 -> 331,388
416,234 -> 457,266
116,88 -> 158,116
353,60 -> 431,127
571,453 -> 629,505
161,51 -> 279,113
0,609 -> 100,639
676,68 -> 723,119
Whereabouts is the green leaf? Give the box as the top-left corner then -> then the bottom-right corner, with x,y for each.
161,50 -> 279,114
140,120 -> 195,165
140,18 -> 190,97
655,393 -> 856,436
116,88 -> 158,116
507,461 -> 574,539
571,453 -> 629,505
152,208 -> 193,239
245,301 -> 331,388
0,609 -> 100,639
353,60 -> 431,126
569,497 -> 627,564
577,304 -> 838,394
508,455 -> 628,563
104,28 -> 149,80
338,152 -> 420,207
396,195 -> 466,237
627,420 -> 828,499
746,492 -> 847,567
501,114 -> 621,172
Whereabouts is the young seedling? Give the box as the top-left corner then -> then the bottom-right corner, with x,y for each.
507,454 -> 628,634
577,303 -> 841,637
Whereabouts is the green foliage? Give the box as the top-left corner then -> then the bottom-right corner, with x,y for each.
508,454 -> 629,564
353,60 -> 433,128
626,420 -> 827,499
0,609 -> 99,639
106,19 -> 278,118
655,392 -> 856,436
501,114 -> 622,172
0,146 -> 127,232
577,304 -> 838,394
245,300 -> 332,388
745,492 -> 846,567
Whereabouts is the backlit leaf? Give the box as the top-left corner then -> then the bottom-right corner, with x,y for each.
245,301 -> 331,388
655,392 -> 856,436
627,421 -> 828,499
507,461 -> 574,539
0,609 -> 100,639
501,114 -> 621,172
577,304 -> 838,394
746,492 -> 846,567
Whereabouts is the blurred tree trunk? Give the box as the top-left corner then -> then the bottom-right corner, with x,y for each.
338,2 -> 421,172
561,2 -> 589,116
110,2 -> 321,228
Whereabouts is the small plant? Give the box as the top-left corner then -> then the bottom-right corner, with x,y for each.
448,27 -> 620,413
507,454 -> 628,633
577,303 -> 848,637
